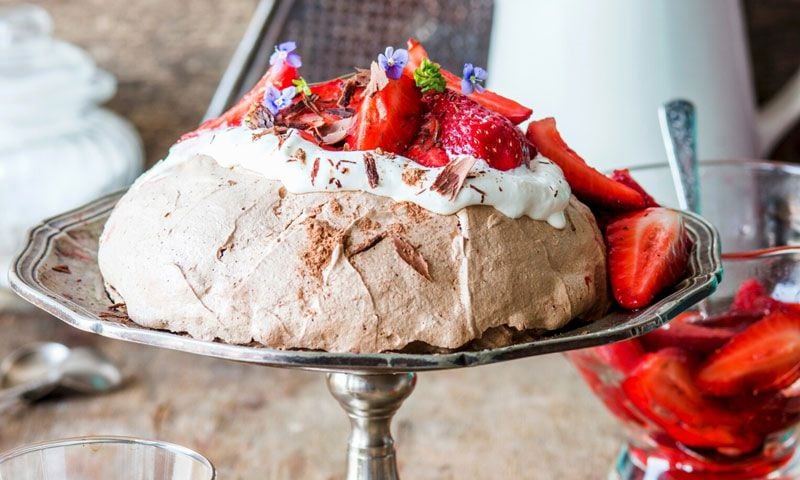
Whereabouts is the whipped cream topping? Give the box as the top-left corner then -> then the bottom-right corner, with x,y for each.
143,127 -> 571,228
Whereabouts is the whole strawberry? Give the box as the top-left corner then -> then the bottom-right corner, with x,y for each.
409,90 -> 532,171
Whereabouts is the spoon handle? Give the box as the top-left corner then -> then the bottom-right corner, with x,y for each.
0,377 -> 55,412
659,99 -> 700,213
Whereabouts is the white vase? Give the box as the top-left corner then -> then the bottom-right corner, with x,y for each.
0,4 -> 143,299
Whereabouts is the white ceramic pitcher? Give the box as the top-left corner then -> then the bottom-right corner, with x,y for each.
488,0 -> 800,170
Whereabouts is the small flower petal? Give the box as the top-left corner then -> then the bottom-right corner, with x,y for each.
463,63 -> 474,78
277,41 -> 297,53
263,86 -> 281,115
386,64 -> 404,80
286,51 -> 303,68
280,86 -> 297,103
378,46 -> 409,80
378,53 -> 390,71
392,48 -> 409,66
461,78 -> 474,95
269,50 -> 281,66
473,66 -> 488,81
474,83 -> 485,93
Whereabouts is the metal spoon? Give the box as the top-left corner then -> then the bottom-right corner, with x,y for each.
658,99 -> 700,213
0,343 -> 122,411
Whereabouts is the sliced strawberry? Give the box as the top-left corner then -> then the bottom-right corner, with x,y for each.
568,352 -> 648,426
641,312 -> 737,354
622,348 -> 753,449
591,338 -> 646,375
526,118 -> 646,211
743,391 -> 800,436
405,38 -> 532,124
696,310 -> 763,332
183,61 -> 299,139
345,74 -> 422,154
309,78 -> 345,104
606,208 -> 690,310
731,279 -> 771,313
697,311 -> 800,396
409,90 -> 531,170
611,169 -> 660,207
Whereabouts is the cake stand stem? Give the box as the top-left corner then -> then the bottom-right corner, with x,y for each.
326,372 -> 417,480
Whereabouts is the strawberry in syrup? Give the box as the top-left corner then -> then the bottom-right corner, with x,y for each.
697,310 -> 800,396
640,312 -> 737,354
622,348 -> 757,450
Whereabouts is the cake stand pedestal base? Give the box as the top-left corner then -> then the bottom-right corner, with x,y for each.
327,372 -> 416,480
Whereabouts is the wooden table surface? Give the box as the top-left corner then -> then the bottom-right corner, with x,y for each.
0,303 -> 620,479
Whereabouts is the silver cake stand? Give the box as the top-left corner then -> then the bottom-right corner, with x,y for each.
9,192 -> 721,480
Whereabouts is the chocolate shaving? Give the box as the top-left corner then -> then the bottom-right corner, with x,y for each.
348,232 -> 386,256
311,157 -> 320,186
52,265 -> 71,274
325,107 -> 355,118
431,156 -> 478,200
338,80 -> 357,107
319,117 -> 354,144
301,94 -> 323,116
364,61 -> 389,97
108,302 -> 126,311
277,132 -> 289,149
391,235 -> 432,281
99,310 -> 129,320
363,152 -> 379,188
246,103 -> 274,129
295,148 -> 306,164
338,71 -> 368,107
469,184 -> 486,203
327,158 -> 335,167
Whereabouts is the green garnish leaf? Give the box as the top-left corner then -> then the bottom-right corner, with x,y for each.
413,58 -> 446,93
292,77 -> 312,96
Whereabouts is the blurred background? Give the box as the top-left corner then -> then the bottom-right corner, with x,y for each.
25,0 -> 800,168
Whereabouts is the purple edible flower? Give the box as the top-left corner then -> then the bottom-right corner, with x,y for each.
263,85 -> 296,115
461,63 -> 487,94
377,46 -> 409,80
269,41 -> 302,68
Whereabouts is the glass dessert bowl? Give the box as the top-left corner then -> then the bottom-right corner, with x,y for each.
569,160 -> 800,479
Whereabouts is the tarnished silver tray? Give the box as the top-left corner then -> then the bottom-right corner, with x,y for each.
8,192 -> 722,480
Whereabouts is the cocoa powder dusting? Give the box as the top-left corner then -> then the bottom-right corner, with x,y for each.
299,219 -> 343,280
398,202 -> 430,223
401,167 -> 425,187
329,199 -> 343,215
356,217 -> 382,232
